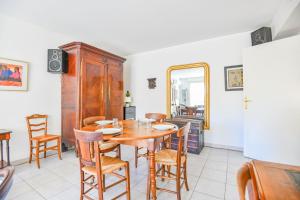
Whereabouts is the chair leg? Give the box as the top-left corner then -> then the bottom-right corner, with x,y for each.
29,143 -> 32,163
146,171 -> 150,200
102,175 -> 106,192
167,165 -> 171,178
176,166 -> 181,200
183,161 -> 189,191
135,147 -> 138,168
97,173 -> 104,200
57,138 -> 62,160
125,162 -> 131,200
161,164 -> 165,181
80,170 -> 84,200
35,141 -> 40,168
44,142 -> 47,158
117,145 -> 121,159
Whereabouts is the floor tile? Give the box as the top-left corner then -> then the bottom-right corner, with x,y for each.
225,184 -> 239,200
226,172 -> 237,186
10,190 -> 45,200
205,160 -> 227,172
201,168 -> 227,183
6,180 -> 33,199
195,178 -> 226,199
191,191 -> 223,200
34,178 -> 74,198
48,186 -> 80,200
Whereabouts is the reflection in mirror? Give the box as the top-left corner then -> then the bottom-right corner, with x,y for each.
167,63 -> 210,129
171,68 -> 204,119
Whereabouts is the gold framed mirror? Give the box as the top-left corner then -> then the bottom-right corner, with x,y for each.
166,62 -> 210,129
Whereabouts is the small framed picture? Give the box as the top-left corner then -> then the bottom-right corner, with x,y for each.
0,58 -> 29,91
224,65 -> 243,91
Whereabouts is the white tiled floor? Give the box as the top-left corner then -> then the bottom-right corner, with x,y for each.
7,146 -> 251,200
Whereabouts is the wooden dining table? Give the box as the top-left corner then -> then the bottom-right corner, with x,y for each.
82,119 -> 177,200
251,160 -> 300,200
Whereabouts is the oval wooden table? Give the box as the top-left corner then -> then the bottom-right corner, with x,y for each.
82,120 -> 177,200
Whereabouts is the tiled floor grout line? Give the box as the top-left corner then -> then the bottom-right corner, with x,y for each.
186,155 -> 207,200
17,173 -> 48,200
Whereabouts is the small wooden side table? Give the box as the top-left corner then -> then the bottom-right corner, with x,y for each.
0,130 -> 11,169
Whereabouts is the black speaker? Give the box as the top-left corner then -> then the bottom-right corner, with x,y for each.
47,49 -> 68,73
251,27 -> 272,46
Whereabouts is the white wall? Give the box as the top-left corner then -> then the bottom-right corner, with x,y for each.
124,32 -> 251,149
0,14 -> 73,161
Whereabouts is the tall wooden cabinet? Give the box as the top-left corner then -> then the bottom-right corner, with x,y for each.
60,42 -> 125,147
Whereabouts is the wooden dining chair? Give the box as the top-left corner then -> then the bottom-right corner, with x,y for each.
83,116 -> 121,158
74,129 -> 130,200
134,113 -> 167,168
237,162 -> 259,200
26,114 -> 62,168
83,116 -> 122,191
148,122 -> 191,200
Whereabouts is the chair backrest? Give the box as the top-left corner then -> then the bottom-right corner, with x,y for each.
237,163 -> 259,200
83,116 -> 106,126
145,113 -> 166,122
176,122 -> 191,165
74,129 -> 103,167
26,114 -> 48,139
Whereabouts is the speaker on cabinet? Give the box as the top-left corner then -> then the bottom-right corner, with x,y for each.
47,49 -> 68,73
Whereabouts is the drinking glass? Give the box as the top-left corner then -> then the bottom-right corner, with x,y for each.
113,118 -> 118,127
146,120 -> 152,129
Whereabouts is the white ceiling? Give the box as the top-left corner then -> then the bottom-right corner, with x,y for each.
0,0 -> 287,56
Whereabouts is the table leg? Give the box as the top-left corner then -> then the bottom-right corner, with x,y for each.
147,139 -> 157,200
0,141 -> 3,162
6,140 -> 10,166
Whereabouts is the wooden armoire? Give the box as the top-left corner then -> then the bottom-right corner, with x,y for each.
60,42 -> 126,148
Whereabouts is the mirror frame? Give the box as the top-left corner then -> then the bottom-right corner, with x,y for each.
166,62 -> 210,129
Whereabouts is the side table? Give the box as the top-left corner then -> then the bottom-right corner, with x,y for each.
0,130 -> 11,169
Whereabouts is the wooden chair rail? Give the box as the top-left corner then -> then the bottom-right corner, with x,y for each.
29,122 -> 46,127
30,128 -> 46,132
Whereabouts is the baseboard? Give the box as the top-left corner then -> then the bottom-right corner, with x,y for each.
205,142 -> 243,152
11,151 -> 60,166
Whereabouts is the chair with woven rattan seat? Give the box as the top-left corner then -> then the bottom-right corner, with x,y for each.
26,114 -> 62,168
134,113 -> 167,168
148,122 -> 190,200
237,162 -> 259,200
74,129 -> 130,200
83,116 -> 122,191
83,116 -> 121,157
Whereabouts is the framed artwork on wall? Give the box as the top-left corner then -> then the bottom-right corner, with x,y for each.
224,65 -> 243,91
0,58 -> 29,91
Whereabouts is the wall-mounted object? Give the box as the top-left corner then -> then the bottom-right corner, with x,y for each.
0,58 -> 28,91
251,27 -> 272,46
47,49 -> 68,73
147,78 -> 156,89
166,62 -> 210,129
224,65 -> 243,91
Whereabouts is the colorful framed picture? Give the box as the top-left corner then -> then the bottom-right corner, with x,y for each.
0,58 -> 28,91
224,65 -> 243,91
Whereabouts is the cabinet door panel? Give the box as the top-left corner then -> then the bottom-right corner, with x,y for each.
81,56 -> 106,126
107,62 -> 123,119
